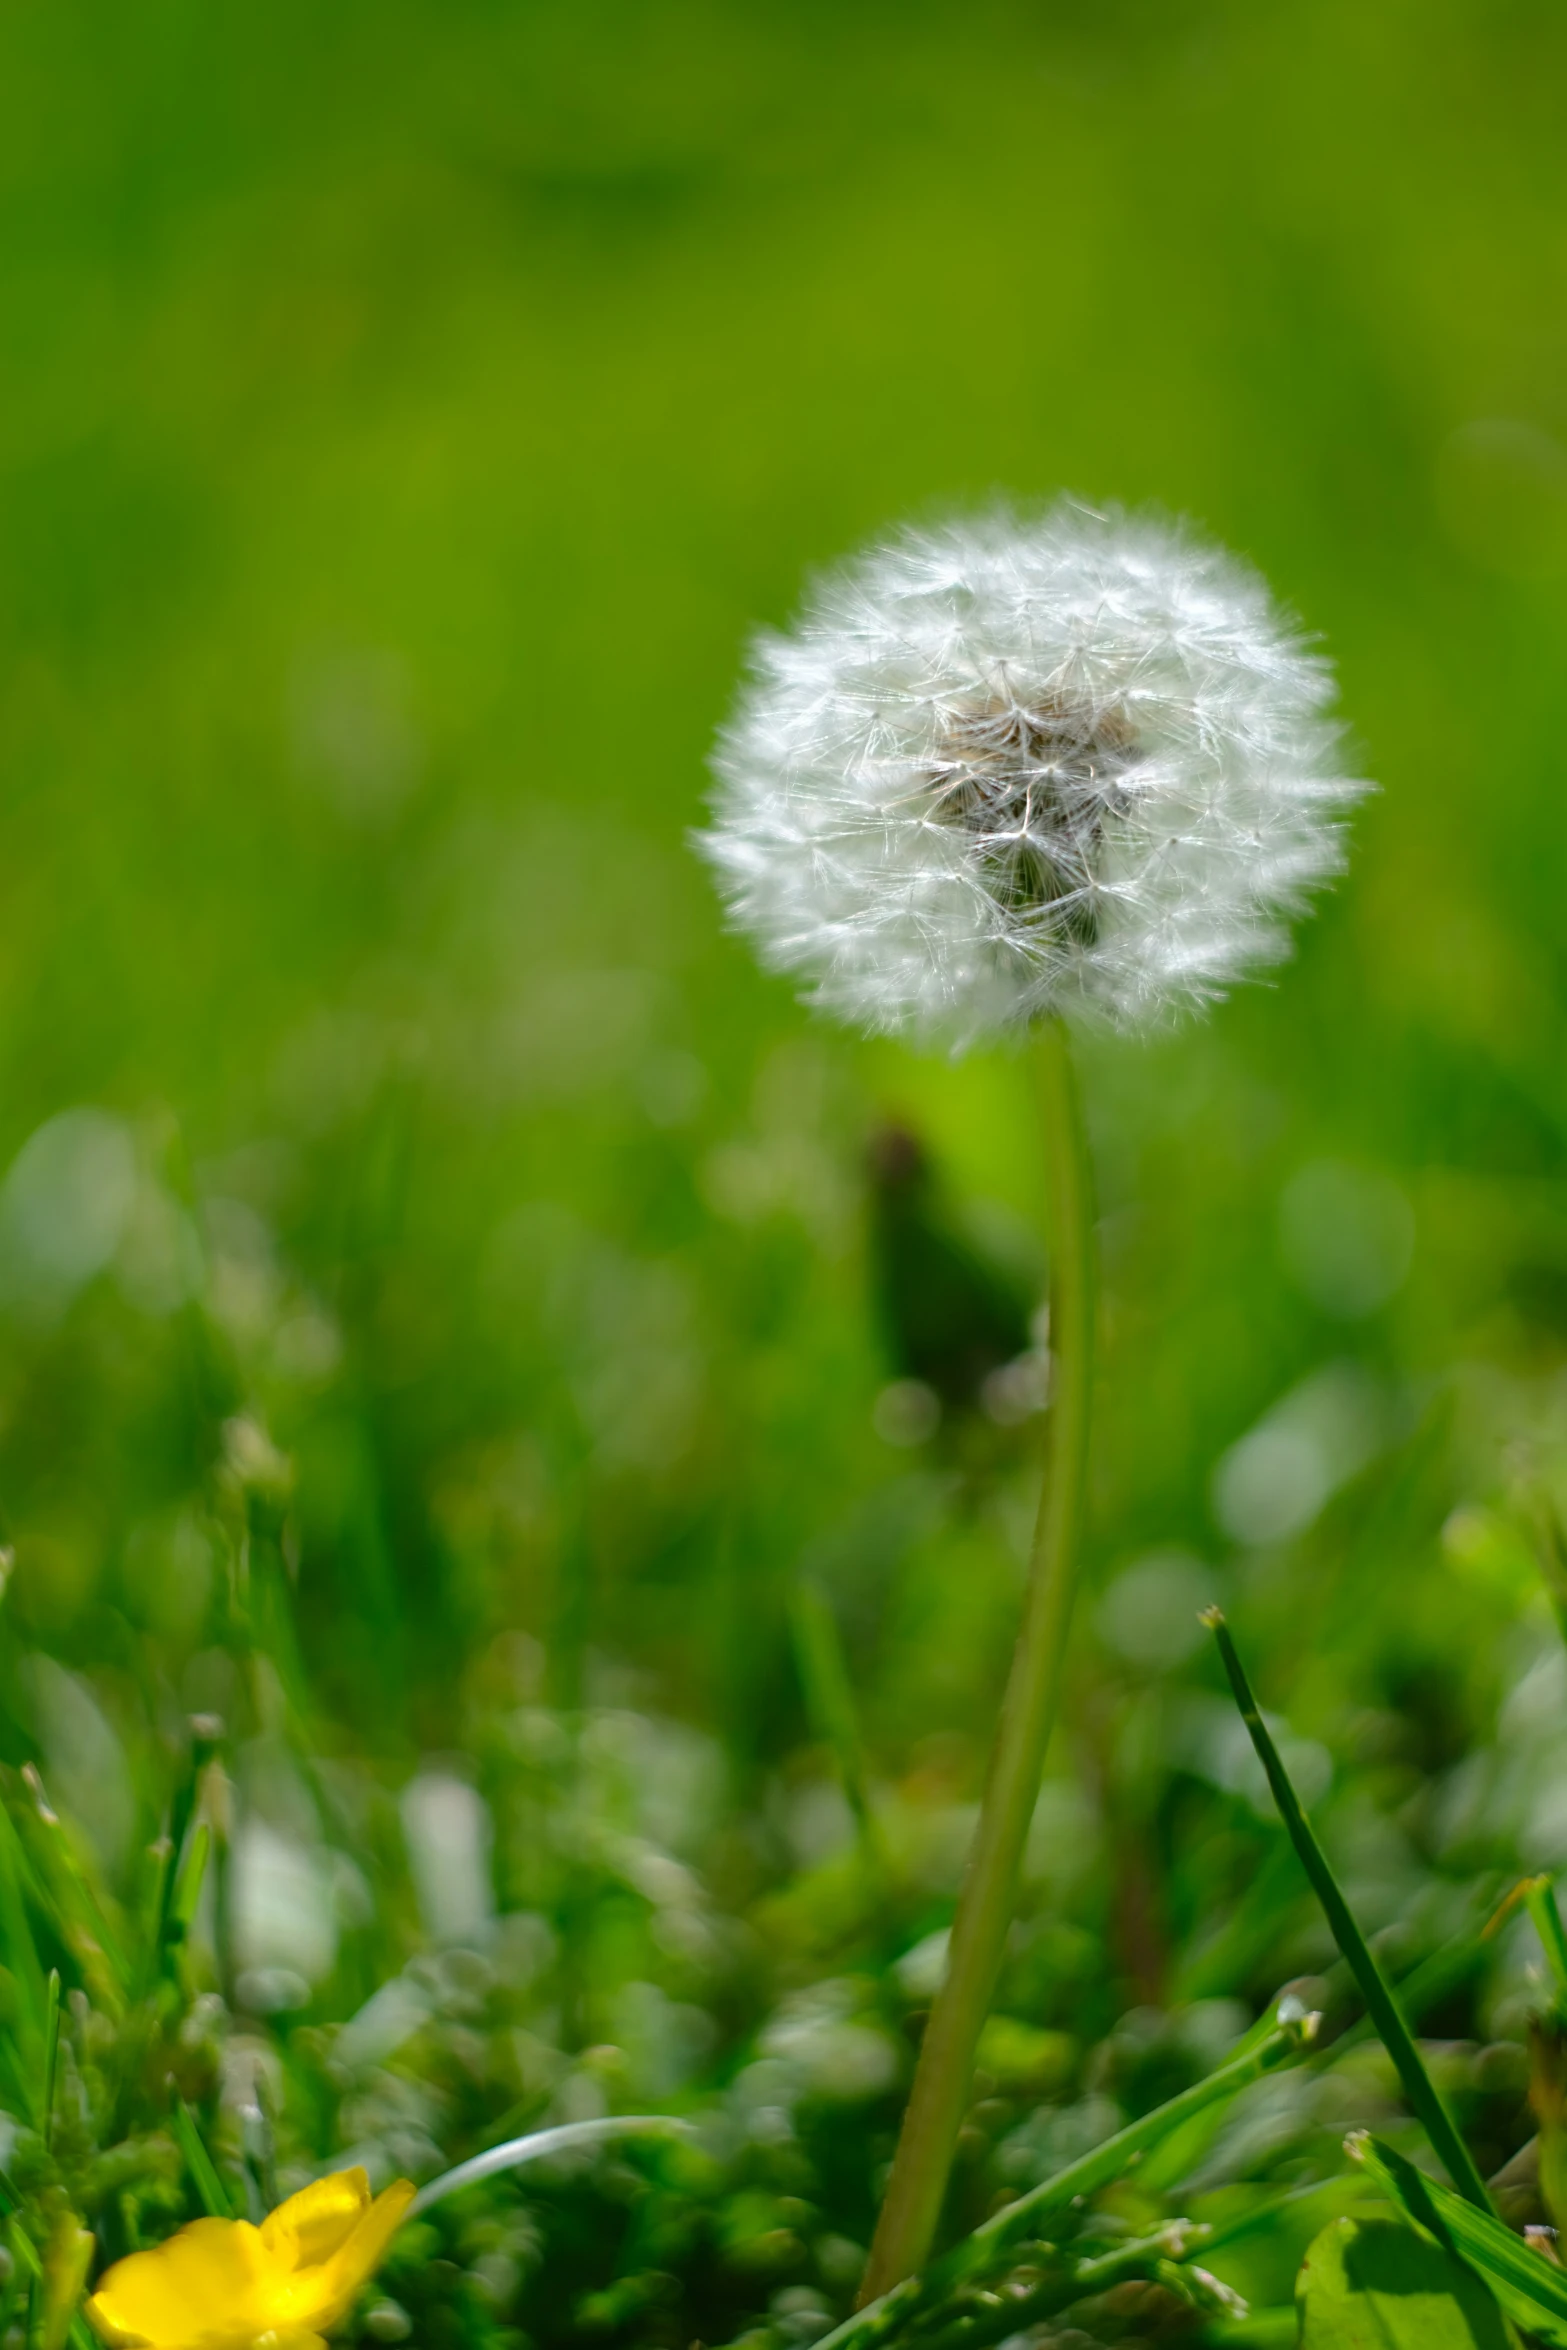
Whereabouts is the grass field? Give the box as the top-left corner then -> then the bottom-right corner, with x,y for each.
5,5 -> 1567,2346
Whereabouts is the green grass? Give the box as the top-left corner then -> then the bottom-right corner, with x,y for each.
4,3 -> 1567,2345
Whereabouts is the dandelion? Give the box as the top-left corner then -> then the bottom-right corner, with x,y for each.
700,501 -> 1365,2304
86,2169 -> 415,2350
703,502 -> 1360,1050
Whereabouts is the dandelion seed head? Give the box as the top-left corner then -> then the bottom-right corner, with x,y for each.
700,503 -> 1365,1049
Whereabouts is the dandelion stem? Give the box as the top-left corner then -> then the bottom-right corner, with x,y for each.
860,1016 -> 1095,2303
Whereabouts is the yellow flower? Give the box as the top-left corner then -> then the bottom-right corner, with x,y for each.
86,2169 -> 416,2350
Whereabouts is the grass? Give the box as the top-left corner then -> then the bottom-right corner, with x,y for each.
4,1 -> 1567,2344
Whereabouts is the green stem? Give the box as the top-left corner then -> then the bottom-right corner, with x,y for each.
860,1017 -> 1096,2304
1205,1610 -> 1492,2212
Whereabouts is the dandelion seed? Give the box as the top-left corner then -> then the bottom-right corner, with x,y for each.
702,503 -> 1364,1048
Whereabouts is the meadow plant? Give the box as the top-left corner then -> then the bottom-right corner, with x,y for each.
6,13 -> 1567,2349
3,503 -> 1563,2350
704,502 -> 1364,2297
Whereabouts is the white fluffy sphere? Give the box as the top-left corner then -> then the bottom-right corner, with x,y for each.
701,505 -> 1363,1049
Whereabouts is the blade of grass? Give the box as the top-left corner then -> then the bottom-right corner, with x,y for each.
41,1967 -> 60,2147
1193,2176 -> 1376,2258
1,2190 -> 49,2350
154,1724 -> 221,1981
1333,1933 -> 1487,2054
40,2213 -> 92,2350
966,2004 -> 1316,2270
1173,1838 -> 1302,2005
19,1767 -> 129,2002
134,1836 -> 175,2004
899,2221 -> 1218,2350
0,1799 -> 47,2059
1527,1877 -> 1567,1998
3,2217 -> 95,2350
243,2057 -> 279,2217
1193,2316 -> 1299,2348
1352,2132 -> 1567,2346
1203,1609 -> 1491,2213
790,1578 -> 881,1868
170,1822 -> 210,1935
409,2115 -> 692,2215
1519,1489 -> 1567,1655
171,2092 -> 235,2219
813,2000 -> 1317,2350
1136,1999 -> 1321,2194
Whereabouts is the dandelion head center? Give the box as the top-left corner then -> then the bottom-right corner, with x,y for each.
925,694 -> 1140,944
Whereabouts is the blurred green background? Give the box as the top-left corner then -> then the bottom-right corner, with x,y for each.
5,0 -> 1567,2183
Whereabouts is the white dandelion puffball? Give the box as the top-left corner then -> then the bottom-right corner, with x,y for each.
702,504 -> 1364,1048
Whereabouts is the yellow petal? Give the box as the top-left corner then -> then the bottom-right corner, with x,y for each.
286,2181 -> 417,2337
260,2173 -> 372,2273
88,2220 -> 282,2350
85,2297 -> 147,2350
